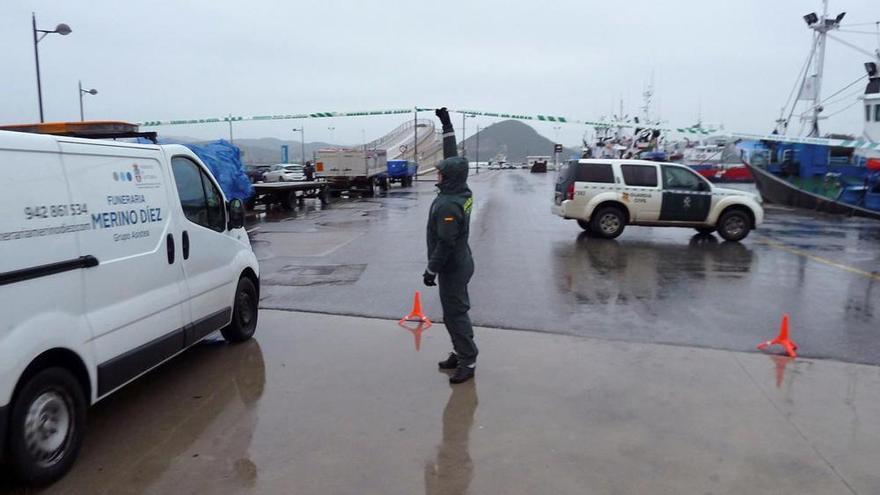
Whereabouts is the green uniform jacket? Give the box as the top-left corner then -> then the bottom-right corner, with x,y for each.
427,157 -> 473,274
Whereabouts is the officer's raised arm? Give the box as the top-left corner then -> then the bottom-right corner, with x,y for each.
435,107 -> 458,159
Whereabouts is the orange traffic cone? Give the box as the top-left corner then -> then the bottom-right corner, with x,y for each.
757,313 -> 798,358
399,291 -> 432,326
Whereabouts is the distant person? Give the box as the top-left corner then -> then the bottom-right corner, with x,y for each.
423,107 -> 477,384
304,161 -> 315,181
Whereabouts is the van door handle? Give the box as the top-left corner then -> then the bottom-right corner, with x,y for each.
166,233 -> 175,264
182,231 -> 190,260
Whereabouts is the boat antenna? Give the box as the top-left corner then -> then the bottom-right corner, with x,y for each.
801,0 -> 847,136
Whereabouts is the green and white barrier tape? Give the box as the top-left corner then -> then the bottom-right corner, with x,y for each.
136,107 -> 878,150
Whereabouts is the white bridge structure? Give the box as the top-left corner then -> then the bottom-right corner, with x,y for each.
363,118 -> 443,168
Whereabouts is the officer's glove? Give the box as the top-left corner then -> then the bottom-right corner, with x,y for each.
423,270 -> 437,287
435,107 -> 453,129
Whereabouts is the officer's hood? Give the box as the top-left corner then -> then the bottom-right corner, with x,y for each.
436,157 -> 470,194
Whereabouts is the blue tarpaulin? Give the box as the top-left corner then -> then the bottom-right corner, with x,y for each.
135,137 -> 254,200
183,140 -> 254,200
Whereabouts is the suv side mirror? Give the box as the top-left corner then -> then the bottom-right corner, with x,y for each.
698,181 -> 711,192
228,198 -> 245,230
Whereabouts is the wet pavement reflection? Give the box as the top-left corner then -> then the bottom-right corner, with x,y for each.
7,310 -> 880,494
424,382 -> 478,495
1,338 -> 265,494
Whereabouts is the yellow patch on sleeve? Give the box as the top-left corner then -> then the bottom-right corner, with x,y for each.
443,216 -> 455,222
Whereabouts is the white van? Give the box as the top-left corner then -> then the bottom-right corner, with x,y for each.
0,129 -> 260,484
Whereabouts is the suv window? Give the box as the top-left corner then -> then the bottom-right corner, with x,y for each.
661,165 -> 706,191
575,163 -> 614,183
621,164 -> 658,187
172,157 -> 226,232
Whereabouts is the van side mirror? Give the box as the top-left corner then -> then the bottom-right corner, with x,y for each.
228,199 -> 245,230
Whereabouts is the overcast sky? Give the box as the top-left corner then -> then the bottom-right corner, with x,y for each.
2,0 -> 878,146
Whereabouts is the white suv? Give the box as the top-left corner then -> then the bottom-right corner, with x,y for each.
552,159 -> 763,241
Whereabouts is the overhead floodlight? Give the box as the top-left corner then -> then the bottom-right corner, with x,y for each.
803,12 -> 818,25
866,62 -> 878,77
54,23 -> 72,35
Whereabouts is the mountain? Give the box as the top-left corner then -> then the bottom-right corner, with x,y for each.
461,120 -> 578,163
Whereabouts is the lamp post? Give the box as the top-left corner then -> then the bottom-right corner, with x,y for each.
475,125 -> 480,174
32,13 -> 72,123
553,125 -> 562,170
327,126 -> 336,145
461,113 -> 476,157
292,127 -> 305,164
78,81 -> 97,122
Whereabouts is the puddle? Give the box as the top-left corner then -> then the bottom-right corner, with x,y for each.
261,264 -> 367,286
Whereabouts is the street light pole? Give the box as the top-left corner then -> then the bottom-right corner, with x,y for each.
328,126 -> 336,144
413,108 -> 418,164
32,13 -> 72,123
475,125 -> 480,174
78,80 -> 98,122
461,113 -> 475,158
292,127 -> 305,164
32,14 -> 43,123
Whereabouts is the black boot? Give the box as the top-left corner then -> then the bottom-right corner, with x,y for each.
449,365 -> 475,384
438,353 -> 459,370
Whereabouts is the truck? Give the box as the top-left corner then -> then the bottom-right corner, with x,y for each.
315,148 -> 388,196
386,160 -> 419,187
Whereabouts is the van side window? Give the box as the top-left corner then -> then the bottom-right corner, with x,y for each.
575,163 -> 614,183
661,165 -> 705,191
171,157 -> 226,232
621,164 -> 658,187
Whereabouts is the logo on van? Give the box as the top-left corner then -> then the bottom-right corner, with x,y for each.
113,171 -> 132,182
112,164 -> 143,183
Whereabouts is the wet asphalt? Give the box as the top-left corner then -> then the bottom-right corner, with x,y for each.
254,169 -> 880,365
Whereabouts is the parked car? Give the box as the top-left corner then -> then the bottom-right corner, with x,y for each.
263,163 -> 305,182
552,159 -> 764,241
245,164 -> 271,183
0,129 -> 260,484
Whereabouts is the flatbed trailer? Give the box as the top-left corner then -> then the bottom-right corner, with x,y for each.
249,180 -> 330,210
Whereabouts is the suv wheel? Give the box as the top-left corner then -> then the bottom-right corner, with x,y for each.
8,367 -> 86,485
717,209 -> 751,241
222,277 -> 259,343
590,206 -> 626,239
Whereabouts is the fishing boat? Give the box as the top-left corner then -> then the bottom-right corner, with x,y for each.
739,1 -> 880,219
682,137 -> 754,183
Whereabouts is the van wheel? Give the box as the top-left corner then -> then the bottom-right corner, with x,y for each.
590,207 -> 626,239
8,367 -> 86,485
576,219 -> 593,234
695,227 -> 715,235
718,209 -> 751,242
222,277 -> 259,343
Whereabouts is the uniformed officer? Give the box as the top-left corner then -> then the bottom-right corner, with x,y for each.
423,107 -> 477,384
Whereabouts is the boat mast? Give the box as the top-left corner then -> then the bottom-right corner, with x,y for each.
811,0 -> 829,136
803,0 -> 845,136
